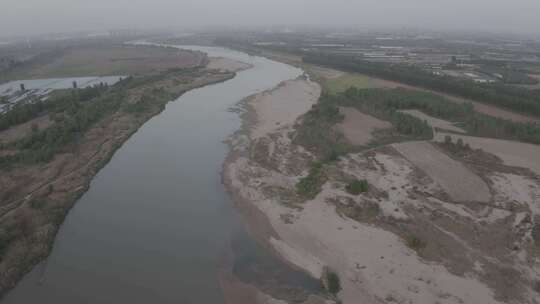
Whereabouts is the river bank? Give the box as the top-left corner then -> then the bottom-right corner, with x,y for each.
1,46 -> 310,304
222,58 -> 540,303
0,57 -> 240,297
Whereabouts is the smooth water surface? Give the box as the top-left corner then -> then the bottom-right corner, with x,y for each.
3,46 -> 302,304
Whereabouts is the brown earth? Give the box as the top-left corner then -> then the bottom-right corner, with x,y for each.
0,115 -> 52,144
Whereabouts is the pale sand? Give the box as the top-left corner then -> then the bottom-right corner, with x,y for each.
394,141 -> 491,202
225,79 -> 504,303
207,57 -> 253,73
489,173 -> 540,216
399,109 -> 466,133
250,79 -> 321,139
336,107 -> 391,146
229,164 -> 503,304
435,132 -> 540,175
342,153 -> 417,220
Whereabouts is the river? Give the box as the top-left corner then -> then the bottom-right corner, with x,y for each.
3,46 -> 307,303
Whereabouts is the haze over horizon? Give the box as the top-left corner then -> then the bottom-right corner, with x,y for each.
1,0 -> 540,38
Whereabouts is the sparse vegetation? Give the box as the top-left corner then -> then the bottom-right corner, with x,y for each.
321,267 -> 341,295
296,162 -> 327,199
0,85 -> 108,131
304,54 -> 540,117
532,224 -> 540,244
406,235 -> 427,251
325,73 -> 371,94
334,198 -> 380,222
338,87 -> 540,144
345,179 -> 368,195
293,98 -> 349,160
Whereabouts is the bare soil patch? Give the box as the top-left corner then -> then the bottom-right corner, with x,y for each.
335,107 -> 391,146
435,132 -> 540,175
394,141 -> 491,202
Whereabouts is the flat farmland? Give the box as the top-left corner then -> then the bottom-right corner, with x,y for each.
394,141 -> 491,202
324,73 -> 373,94
4,45 -> 206,80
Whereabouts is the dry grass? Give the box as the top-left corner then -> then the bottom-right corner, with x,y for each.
0,115 -> 52,144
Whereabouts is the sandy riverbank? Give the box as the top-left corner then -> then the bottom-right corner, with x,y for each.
223,67 -> 540,303
207,57 -> 254,73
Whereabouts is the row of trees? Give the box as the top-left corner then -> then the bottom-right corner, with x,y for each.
0,89 -> 124,168
0,85 -> 109,131
304,54 -> 540,116
339,87 -> 540,144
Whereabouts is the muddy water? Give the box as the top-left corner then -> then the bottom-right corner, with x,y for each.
3,46 -> 317,303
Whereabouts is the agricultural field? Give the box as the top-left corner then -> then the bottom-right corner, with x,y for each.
323,73 -> 373,94
1,45 -> 205,81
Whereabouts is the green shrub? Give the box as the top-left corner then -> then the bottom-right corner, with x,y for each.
296,162 -> 327,199
345,179 -> 368,195
322,267 -> 341,295
406,235 -> 427,251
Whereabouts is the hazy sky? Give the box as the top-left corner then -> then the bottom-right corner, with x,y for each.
1,0 -> 540,37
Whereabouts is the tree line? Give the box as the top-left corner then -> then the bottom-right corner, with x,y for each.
303,53 -> 540,116
0,84 -> 109,131
339,87 -> 540,144
0,85 -> 122,168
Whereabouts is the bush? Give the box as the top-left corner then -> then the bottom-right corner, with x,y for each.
345,179 -> 368,195
322,267 -> 341,295
296,162 -> 327,199
532,224 -> 540,244
406,235 -> 427,251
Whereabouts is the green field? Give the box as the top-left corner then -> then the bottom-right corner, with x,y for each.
325,73 -> 372,94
